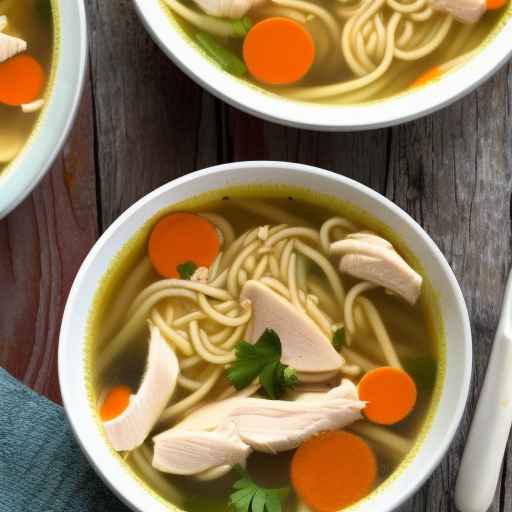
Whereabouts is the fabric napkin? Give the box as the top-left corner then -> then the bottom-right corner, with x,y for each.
0,367 -> 130,512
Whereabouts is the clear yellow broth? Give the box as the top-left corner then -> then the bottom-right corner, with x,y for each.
86,188 -> 445,512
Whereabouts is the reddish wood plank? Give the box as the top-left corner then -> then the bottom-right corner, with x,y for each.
0,79 -> 97,404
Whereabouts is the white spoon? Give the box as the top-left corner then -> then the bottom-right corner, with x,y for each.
455,270 -> 512,512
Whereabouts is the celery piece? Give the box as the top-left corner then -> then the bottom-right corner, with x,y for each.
196,32 -> 247,77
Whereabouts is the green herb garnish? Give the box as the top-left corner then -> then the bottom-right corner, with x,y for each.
227,329 -> 297,399
332,327 -> 346,351
177,260 -> 198,280
229,465 -> 289,512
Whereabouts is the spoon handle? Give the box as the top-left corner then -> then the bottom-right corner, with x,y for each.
455,272 -> 512,512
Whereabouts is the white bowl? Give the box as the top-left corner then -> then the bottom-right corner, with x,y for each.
0,0 -> 88,218
133,0 -> 512,130
59,161 -> 472,512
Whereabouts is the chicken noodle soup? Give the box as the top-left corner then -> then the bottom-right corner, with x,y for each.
160,0 -> 509,103
0,0 -> 53,172
88,192 -> 442,512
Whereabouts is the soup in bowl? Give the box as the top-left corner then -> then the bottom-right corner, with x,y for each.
0,0 -> 87,217
59,161 -> 471,512
134,0 -> 511,129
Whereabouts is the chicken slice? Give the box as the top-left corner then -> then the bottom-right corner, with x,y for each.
428,0 -> 485,23
0,31 -> 26,63
103,323 -> 179,451
152,381 -> 363,475
231,379 -> 365,453
241,280 -> 344,373
330,233 -> 422,305
152,421 -> 251,475
193,0 -> 264,18
174,397 -> 247,431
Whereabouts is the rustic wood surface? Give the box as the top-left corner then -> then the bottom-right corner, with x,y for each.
1,0 -> 511,510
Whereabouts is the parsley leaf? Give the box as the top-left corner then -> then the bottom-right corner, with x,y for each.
332,327 -> 346,351
177,260 -> 198,280
229,465 -> 289,512
226,329 -> 297,399
260,361 -> 298,399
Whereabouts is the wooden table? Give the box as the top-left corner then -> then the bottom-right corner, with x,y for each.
1,1 -> 511,510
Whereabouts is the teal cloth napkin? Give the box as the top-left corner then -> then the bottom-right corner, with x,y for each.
0,367 -> 131,512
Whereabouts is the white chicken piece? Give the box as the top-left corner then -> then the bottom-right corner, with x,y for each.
103,323 -> 179,451
330,233 -> 422,305
428,0 -> 486,23
0,15 -> 7,32
193,0 -> 264,18
152,421 -> 252,475
0,31 -> 26,63
230,379 -> 365,453
174,397 -> 247,431
241,280 -> 344,373
152,380 -> 364,475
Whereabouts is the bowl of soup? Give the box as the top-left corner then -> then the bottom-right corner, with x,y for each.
59,161 -> 471,512
0,0 -> 87,218
133,0 -> 511,129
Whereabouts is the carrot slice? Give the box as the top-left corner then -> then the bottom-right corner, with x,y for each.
243,17 -> 315,85
148,212 -> 220,278
100,385 -> 132,421
358,367 -> 417,425
411,66 -> 442,89
291,431 -> 377,512
0,54 -> 45,106
486,0 -> 507,9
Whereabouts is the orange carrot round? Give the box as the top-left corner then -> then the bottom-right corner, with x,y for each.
291,431 -> 377,512
0,54 -> 45,106
100,385 -> 132,421
358,367 -> 417,425
148,212 -> 220,278
243,17 -> 315,85
486,0 -> 507,9
411,66 -> 442,89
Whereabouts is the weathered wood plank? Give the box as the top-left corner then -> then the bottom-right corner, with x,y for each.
75,2 -> 512,510
87,0 -> 220,229
388,62 -> 512,512
0,81 -> 97,404
227,107 -> 390,192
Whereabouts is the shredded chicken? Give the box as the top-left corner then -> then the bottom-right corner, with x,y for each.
331,233 -> 422,304
153,422 -> 251,475
0,31 -> 26,63
152,380 -> 364,474
103,323 -> 179,451
429,0 -> 485,23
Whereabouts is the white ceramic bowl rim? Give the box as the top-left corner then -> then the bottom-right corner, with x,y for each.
133,0 -> 511,130
0,0 -> 88,218
59,161 -> 472,512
